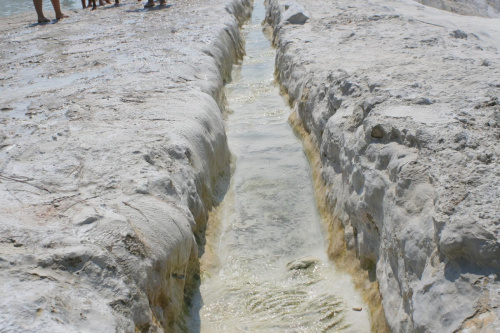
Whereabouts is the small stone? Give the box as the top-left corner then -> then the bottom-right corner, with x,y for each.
287,257 -> 319,270
450,30 -> 468,39
135,184 -> 149,194
352,307 -> 363,311
414,97 -> 433,105
480,59 -> 491,67
282,2 -> 309,25
371,125 -> 385,139
477,153 -> 493,164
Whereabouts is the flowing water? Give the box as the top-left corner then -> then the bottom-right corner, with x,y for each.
189,1 -> 370,332
0,0 -> 81,17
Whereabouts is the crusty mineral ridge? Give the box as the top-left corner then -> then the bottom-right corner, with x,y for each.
0,0 -> 251,331
266,0 -> 500,331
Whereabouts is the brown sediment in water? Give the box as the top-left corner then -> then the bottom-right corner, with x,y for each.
263,13 -> 385,331
198,159 -> 237,279
288,110 -> 390,333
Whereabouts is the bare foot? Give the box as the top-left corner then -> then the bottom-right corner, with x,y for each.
159,0 -> 166,5
38,17 -> 51,23
114,0 -> 120,5
144,0 -> 155,7
105,0 -> 112,3
55,14 -> 69,20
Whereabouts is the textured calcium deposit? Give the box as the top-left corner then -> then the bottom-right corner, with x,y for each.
415,0 -> 500,18
266,0 -> 500,331
0,0 -> 251,331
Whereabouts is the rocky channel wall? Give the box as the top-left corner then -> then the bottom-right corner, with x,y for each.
0,0 -> 251,331
266,0 -> 500,331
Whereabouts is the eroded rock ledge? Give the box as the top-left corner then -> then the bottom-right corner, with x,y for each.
0,0 -> 251,331
266,0 -> 500,331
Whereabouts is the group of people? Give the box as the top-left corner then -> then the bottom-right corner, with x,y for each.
33,0 -> 68,23
33,0 -> 166,23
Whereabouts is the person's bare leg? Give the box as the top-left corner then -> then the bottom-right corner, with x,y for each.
81,0 -> 86,8
144,0 -> 155,7
33,0 -> 50,23
50,0 -> 68,19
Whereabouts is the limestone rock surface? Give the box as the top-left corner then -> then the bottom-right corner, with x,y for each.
415,0 -> 500,18
0,0 -> 251,331
266,0 -> 500,331
282,1 -> 309,24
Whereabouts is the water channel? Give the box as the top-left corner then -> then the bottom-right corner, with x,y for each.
189,1 -> 370,332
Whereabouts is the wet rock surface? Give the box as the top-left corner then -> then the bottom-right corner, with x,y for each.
286,257 -> 319,270
0,0 -> 251,331
266,0 -> 500,331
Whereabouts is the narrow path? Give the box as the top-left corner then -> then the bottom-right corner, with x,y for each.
191,1 -> 370,331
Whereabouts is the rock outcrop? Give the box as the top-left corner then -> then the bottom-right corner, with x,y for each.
266,0 -> 500,331
0,0 -> 251,331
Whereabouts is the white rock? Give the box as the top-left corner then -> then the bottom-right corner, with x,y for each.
0,0 -> 252,331
266,0 -> 500,331
282,1 -> 309,24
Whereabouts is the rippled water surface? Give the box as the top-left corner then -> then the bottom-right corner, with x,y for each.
189,1 -> 370,332
0,0 -> 81,17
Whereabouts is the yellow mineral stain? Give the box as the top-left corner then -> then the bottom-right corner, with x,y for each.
289,110 -> 390,333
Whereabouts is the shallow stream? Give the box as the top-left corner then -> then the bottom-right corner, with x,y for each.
0,0 -> 81,17
189,1 -> 370,332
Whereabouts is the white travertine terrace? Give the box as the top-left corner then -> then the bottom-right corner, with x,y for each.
1,0 -> 499,331
266,0 -> 500,331
0,0 -> 251,331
